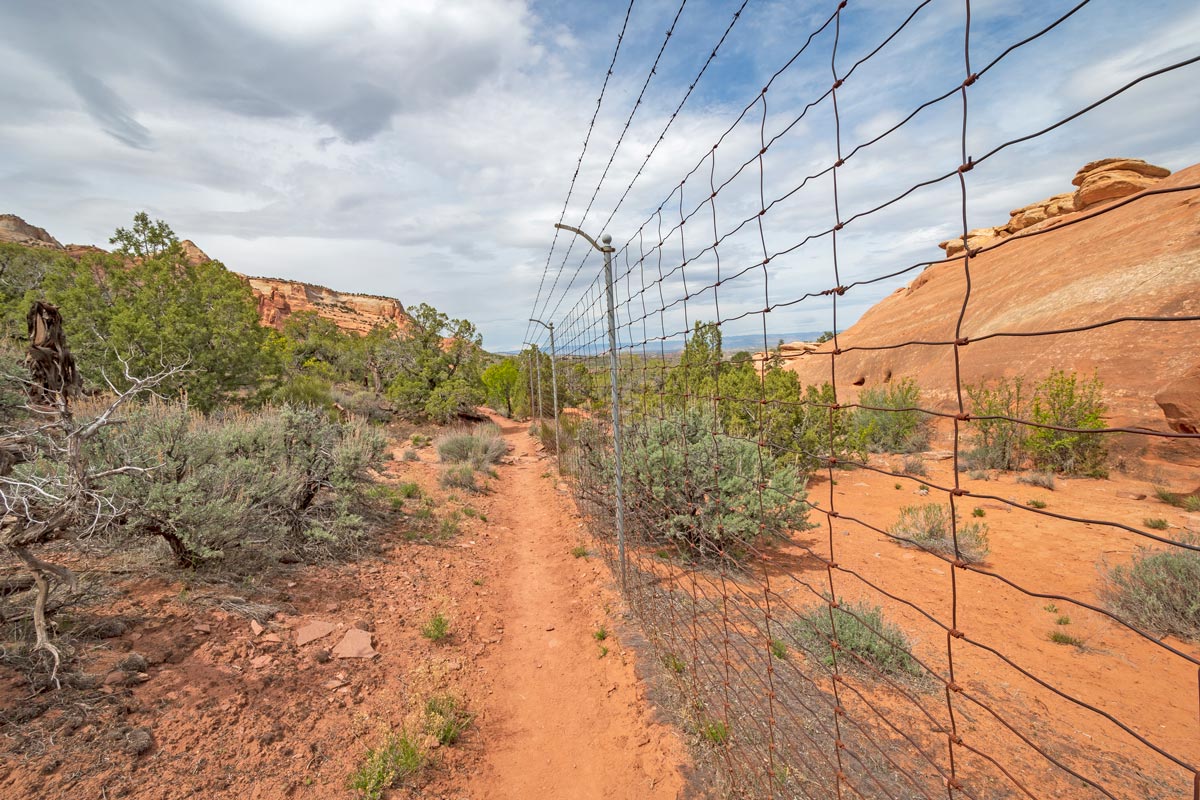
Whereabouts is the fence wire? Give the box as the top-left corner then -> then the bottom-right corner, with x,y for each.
527,2 -> 1200,798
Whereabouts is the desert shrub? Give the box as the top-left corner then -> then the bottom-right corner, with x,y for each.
577,409 -> 810,560
1016,472 -> 1056,490
795,599 -> 920,676
349,730 -> 427,799
1144,518 -> 1169,530
964,376 -> 1027,470
1102,537 -> 1200,640
855,378 -> 929,453
425,695 -> 473,745
1155,487 -> 1200,511
421,612 -> 450,642
436,423 -> 506,469
891,504 -> 989,563
332,387 -> 394,423
94,403 -> 386,567
402,449 -> 419,462
1026,370 -> 1107,476
271,373 -> 335,411
902,455 -> 927,477
439,465 -> 479,493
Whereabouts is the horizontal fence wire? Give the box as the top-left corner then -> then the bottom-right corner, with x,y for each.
527,1 -> 1200,798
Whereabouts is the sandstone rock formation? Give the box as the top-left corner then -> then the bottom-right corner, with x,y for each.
0,214 -> 63,250
245,277 -> 411,335
938,158 -> 1172,257
788,161 -> 1200,473
1155,362 -> 1200,435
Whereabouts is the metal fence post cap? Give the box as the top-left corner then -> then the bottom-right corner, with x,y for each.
601,233 -> 612,245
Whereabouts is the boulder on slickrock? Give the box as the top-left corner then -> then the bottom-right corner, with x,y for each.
1154,362 -> 1200,434
1072,158 -> 1171,210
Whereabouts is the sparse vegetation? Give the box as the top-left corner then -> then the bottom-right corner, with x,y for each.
796,600 -> 920,676
402,449 -> 420,462
397,482 -> 422,499
570,545 -> 589,558
1026,498 -> 1048,509
1056,615 -> 1071,625
972,507 -> 986,518
593,626 -> 608,642
1049,631 -> 1085,647
890,504 -> 990,563
1144,518 -> 1169,531
770,638 -> 789,660
901,455 -> 927,477
440,464 -> 480,493
1155,487 -> 1200,511
1017,472 -> 1056,490
348,730 -> 427,799
421,612 -> 450,643
425,695 -> 473,746
1102,537 -> 1200,640
700,719 -> 730,745
663,653 -> 687,674
437,424 -> 506,469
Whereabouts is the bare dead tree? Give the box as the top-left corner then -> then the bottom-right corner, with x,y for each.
0,302 -> 184,681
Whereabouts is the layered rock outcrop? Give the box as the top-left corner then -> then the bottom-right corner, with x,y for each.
938,158 -> 1172,257
245,277 -> 411,335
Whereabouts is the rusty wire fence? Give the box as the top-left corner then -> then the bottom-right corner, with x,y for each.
526,2 -> 1200,797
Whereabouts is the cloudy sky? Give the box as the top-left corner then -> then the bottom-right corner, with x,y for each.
1,0 -> 1196,352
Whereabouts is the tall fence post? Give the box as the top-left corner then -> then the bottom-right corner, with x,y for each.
600,234 -> 627,590
535,345 -> 544,420
527,348 -> 536,421
530,317 -> 561,462
553,223 -> 627,590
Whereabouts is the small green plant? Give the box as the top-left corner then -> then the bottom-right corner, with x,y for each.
894,483 -> 903,490
1026,498 -> 1047,509
1144,518 -> 1169,530
413,506 -> 434,521
348,730 -> 426,799
570,545 -> 589,558
1056,615 -> 1071,625
593,626 -> 608,642
700,719 -> 729,745
891,504 -> 989,563
972,507 -> 986,518
425,695 -> 473,746
769,638 -> 789,660
402,449 -> 420,462
1101,536 -> 1200,640
440,464 -> 479,492
397,482 -> 422,499
796,600 -> 920,676
411,433 -> 431,447
438,514 -> 461,539
472,578 -> 483,586
1017,472 -> 1056,491
421,612 -> 450,643
663,653 -> 686,674
1049,630 -> 1084,647
598,645 -> 609,658
462,506 -> 479,518
1044,603 -> 1059,613
902,456 -> 927,477
1155,487 -> 1200,511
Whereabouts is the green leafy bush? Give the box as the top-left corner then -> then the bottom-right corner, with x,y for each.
964,376 -> 1027,470
579,410 -> 810,560
890,504 -> 989,563
1026,370 -> 1107,476
795,599 -> 920,676
440,465 -> 479,493
1102,537 -> 1200,640
855,379 -> 929,453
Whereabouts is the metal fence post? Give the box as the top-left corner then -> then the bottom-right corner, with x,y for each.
527,348 -> 535,421
553,223 -> 627,590
535,345 -> 544,420
530,318 -> 561,460
600,235 -> 627,590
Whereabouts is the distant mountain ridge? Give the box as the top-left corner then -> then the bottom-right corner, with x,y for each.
0,216 -> 412,336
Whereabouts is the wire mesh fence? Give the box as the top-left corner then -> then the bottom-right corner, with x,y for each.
526,2 -> 1200,797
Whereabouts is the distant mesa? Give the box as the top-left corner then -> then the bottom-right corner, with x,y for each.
937,158 -> 1172,257
0,214 -> 411,338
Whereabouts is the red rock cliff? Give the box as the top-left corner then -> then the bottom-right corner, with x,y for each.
243,277 -> 411,335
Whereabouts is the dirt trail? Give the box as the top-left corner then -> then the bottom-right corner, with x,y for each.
463,415 -> 688,799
